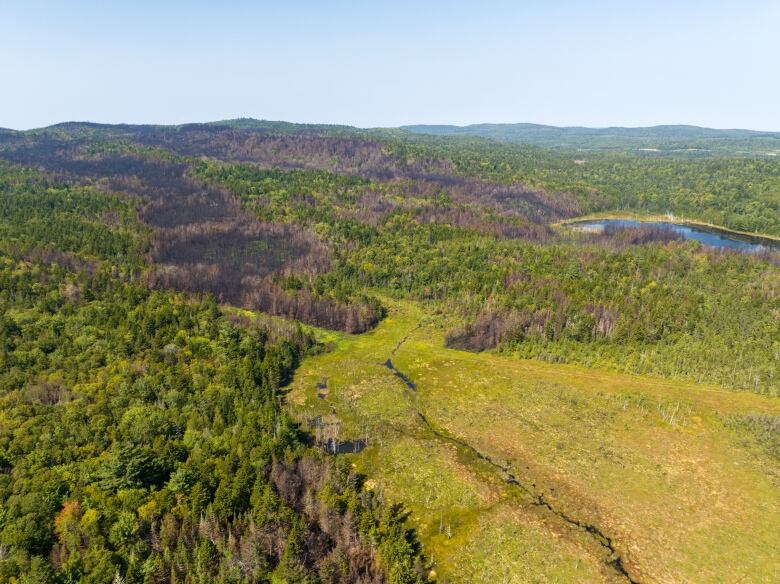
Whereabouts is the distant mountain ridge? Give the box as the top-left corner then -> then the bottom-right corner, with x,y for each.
402,122 -> 779,136
400,123 -> 780,153
6,119 -> 384,142
6,119 -> 780,155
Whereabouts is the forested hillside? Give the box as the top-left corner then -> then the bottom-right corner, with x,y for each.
1,121 -> 778,392
389,135 -> 780,236
0,120 -> 779,583
0,165 -> 426,583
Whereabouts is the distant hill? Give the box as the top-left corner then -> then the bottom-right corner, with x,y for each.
400,123 -> 780,154
10,118 -> 392,142
206,118 -> 359,133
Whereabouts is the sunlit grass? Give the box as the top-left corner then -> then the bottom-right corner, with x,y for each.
286,298 -> 780,583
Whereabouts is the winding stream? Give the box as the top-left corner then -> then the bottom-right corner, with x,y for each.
384,328 -> 640,583
312,322 -> 641,582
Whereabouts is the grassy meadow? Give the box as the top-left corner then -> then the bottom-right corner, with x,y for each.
286,299 -> 780,583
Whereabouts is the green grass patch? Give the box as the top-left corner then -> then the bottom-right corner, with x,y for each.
286,298 -> 780,582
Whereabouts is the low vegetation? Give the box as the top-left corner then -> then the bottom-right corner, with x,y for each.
287,299 -> 780,583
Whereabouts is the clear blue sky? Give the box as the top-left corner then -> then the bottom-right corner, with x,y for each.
2,0 -> 779,130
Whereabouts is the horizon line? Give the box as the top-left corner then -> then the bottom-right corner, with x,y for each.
3,118 -> 780,134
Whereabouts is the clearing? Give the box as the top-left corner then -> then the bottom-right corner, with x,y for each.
286,299 -> 780,583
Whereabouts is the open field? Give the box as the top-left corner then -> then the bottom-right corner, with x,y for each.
286,299 -> 780,583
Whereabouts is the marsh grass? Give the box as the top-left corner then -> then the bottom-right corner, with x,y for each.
286,298 -> 780,583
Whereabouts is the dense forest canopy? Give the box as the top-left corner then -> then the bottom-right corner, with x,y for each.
0,119 -> 778,582
4,120 -> 780,234
0,164 -> 427,583
1,122 -> 778,393
387,135 -> 780,236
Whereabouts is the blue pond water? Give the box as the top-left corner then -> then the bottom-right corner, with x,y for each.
571,219 -> 779,253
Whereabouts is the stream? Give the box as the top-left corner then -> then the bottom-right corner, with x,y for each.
383,329 -> 640,583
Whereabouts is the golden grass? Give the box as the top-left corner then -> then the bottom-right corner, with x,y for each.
286,299 -> 780,583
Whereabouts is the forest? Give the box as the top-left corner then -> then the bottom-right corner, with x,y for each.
0,119 -> 778,582
1,122 -> 778,390
0,164 -> 426,583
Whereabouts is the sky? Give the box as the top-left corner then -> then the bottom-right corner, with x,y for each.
2,0 -> 780,131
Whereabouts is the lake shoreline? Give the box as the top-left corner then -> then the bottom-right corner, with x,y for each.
555,212 -> 780,245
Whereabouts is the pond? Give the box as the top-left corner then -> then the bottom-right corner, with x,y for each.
569,219 -> 779,253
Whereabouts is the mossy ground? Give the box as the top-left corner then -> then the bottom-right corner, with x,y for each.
286,299 -> 780,583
